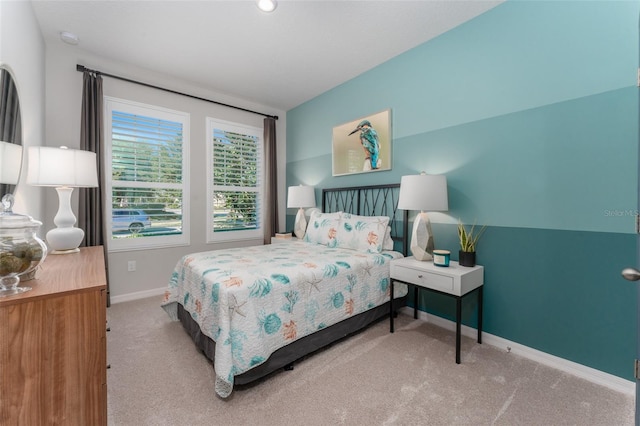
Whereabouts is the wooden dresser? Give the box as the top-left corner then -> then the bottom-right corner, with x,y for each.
0,246 -> 108,425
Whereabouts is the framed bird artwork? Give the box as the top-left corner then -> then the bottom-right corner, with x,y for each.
332,109 -> 392,176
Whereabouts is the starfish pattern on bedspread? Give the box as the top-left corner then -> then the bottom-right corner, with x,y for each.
160,241 -> 407,398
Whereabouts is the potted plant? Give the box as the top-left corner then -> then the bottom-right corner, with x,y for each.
457,220 -> 486,267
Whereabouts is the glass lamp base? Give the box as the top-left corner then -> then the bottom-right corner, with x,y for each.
410,212 -> 435,261
293,208 -> 307,239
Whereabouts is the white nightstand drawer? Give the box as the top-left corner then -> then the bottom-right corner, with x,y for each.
392,265 -> 454,293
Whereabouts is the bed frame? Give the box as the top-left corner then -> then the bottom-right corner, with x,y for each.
322,183 -> 408,255
177,183 -> 409,388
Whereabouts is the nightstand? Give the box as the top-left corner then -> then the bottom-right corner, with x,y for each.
390,256 -> 484,364
270,236 -> 299,244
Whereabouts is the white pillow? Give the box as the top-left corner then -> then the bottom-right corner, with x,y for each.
335,213 -> 390,253
303,211 -> 342,246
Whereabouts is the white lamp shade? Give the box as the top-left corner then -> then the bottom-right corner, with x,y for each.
287,185 -> 316,208
0,141 -> 22,185
27,146 -> 98,188
398,173 -> 448,212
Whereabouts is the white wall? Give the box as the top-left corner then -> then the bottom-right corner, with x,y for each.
0,1 -> 45,221
44,43 -> 287,300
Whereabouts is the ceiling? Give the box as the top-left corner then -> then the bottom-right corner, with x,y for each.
31,0 -> 503,111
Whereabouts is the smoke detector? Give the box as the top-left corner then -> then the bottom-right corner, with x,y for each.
60,31 -> 79,45
257,0 -> 277,12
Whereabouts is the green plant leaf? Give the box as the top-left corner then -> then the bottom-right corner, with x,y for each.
458,219 -> 486,252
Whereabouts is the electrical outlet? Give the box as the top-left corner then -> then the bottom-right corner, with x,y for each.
127,260 -> 136,272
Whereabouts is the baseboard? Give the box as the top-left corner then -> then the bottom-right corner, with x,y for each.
401,307 -> 635,396
110,287 -> 166,304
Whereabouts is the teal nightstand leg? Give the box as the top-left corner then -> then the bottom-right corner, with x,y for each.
414,286 -> 419,319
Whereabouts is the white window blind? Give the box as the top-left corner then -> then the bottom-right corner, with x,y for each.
112,112 -> 183,184
207,118 -> 263,242
105,97 -> 190,251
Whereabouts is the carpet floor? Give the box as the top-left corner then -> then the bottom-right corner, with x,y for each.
106,297 -> 634,425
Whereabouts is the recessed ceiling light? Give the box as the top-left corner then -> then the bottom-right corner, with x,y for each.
60,31 -> 79,45
257,0 -> 277,13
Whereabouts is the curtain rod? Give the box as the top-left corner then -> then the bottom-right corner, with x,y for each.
76,64 -> 278,120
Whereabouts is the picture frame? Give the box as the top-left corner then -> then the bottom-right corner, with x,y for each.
332,109 -> 392,176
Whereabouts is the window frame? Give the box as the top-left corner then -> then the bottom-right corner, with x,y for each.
206,117 -> 263,243
104,96 -> 190,252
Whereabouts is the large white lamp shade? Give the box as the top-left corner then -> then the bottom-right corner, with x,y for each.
0,141 -> 22,185
287,185 -> 315,239
398,173 -> 448,261
27,146 -> 98,254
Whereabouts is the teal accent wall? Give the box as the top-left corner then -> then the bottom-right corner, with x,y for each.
285,0 -> 640,380
422,224 -> 636,380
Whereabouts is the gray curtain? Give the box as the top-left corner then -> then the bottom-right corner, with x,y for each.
78,71 -> 110,305
263,117 -> 278,244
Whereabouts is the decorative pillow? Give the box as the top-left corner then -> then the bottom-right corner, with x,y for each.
335,213 -> 390,253
303,211 -> 342,246
383,226 -> 394,251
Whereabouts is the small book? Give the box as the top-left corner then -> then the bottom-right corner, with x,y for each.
275,232 -> 292,239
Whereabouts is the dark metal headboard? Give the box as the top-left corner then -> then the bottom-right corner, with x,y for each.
322,183 -> 409,255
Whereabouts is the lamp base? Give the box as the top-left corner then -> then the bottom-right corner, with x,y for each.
293,208 -> 307,239
410,212 -> 435,261
49,248 -> 81,255
46,227 -> 84,254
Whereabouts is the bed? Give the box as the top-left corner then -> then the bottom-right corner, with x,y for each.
161,184 -> 409,398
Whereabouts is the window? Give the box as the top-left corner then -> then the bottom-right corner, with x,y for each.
105,97 -> 190,251
206,118 -> 263,242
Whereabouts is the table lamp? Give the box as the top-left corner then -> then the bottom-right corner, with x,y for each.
287,185 -> 315,239
398,172 -> 448,261
27,146 -> 98,254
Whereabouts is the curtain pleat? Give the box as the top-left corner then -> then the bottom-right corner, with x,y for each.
263,117 -> 278,244
79,71 -> 111,305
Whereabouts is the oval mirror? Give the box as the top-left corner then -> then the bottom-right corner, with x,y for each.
0,66 -> 23,202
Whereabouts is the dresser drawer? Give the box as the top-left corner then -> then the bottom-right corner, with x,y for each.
392,265 -> 454,293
